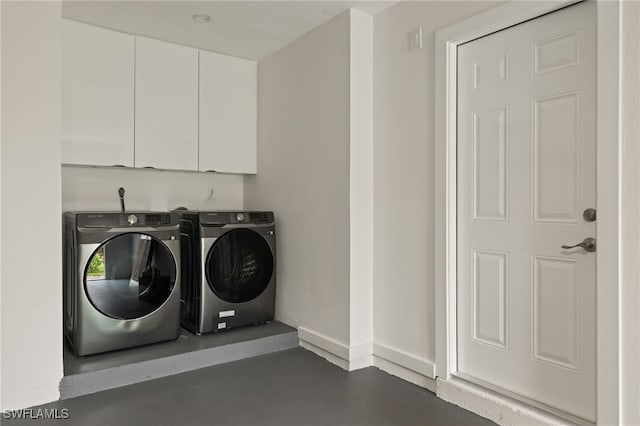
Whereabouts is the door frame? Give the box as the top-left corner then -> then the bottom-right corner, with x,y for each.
434,1 -> 621,424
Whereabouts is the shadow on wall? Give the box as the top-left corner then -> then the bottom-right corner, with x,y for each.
61,165 -> 244,212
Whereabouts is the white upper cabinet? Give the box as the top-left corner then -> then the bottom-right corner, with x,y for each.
135,37 -> 198,171
199,50 -> 257,174
62,20 -> 135,167
62,21 -> 257,174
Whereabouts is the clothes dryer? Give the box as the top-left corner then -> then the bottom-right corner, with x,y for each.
178,211 -> 275,334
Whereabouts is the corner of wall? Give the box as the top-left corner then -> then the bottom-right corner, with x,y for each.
251,9 -> 352,358
298,327 -> 373,372
348,5 -> 374,360
297,326 -> 439,389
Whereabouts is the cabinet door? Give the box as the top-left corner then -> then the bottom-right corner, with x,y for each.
135,37 -> 198,171
62,20 -> 134,167
199,50 -> 257,174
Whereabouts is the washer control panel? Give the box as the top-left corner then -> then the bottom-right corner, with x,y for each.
76,212 -> 176,228
146,214 -> 171,226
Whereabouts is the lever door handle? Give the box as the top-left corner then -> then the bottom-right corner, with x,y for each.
561,237 -> 596,252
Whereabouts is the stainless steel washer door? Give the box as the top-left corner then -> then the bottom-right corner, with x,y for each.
205,228 -> 274,303
84,233 -> 177,320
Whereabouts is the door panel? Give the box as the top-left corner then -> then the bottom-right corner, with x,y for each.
533,256 -> 579,369
473,108 -> 508,221
473,250 -> 508,349
533,92 -> 579,222
457,2 -> 596,421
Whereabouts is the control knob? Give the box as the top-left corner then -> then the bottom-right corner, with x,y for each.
127,214 -> 138,225
236,213 -> 245,222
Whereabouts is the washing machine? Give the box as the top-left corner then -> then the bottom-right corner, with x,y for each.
178,211 -> 276,334
64,212 -> 181,356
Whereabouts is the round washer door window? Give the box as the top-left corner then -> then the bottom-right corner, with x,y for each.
84,233 -> 176,320
206,228 -> 274,303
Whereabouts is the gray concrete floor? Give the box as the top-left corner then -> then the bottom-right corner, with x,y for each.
5,348 -> 495,426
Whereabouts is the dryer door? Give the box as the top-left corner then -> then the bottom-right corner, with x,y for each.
205,228 -> 274,303
84,233 -> 176,320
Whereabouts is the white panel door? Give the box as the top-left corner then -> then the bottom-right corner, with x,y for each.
457,2 -> 596,421
199,50 -> 257,174
62,20 -> 134,167
135,37 -> 198,171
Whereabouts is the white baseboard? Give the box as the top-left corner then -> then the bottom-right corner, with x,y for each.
372,342 -> 436,392
300,339 -> 350,370
298,328 -> 437,393
436,377 -> 582,426
298,327 -> 349,360
348,341 -> 374,371
373,356 -> 436,392
297,326 -> 373,371
373,342 -> 435,378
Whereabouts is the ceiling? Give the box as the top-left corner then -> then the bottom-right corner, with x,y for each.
62,1 -> 398,61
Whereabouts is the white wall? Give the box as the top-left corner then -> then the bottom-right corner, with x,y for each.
0,0 -> 4,409
372,1 -> 500,382
62,166 -> 243,212
620,1 -> 640,424
245,11 -> 352,349
1,1 -> 63,410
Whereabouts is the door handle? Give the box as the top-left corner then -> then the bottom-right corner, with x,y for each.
561,237 -> 596,252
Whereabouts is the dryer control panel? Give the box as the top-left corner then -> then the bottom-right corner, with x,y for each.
199,211 -> 274,225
